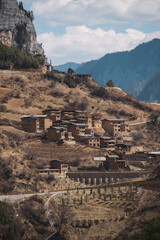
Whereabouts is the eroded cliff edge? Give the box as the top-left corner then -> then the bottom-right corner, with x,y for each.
0,0 -> 44,56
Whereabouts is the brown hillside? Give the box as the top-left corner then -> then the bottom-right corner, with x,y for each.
0,70 -> 160,240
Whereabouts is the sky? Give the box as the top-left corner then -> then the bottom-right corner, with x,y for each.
21,0 -> 160,65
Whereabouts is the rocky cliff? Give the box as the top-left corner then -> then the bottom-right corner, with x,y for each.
0,0 -> 44,56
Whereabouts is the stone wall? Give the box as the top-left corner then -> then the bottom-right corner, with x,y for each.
67,171 -> 150,185
0,0 -> 44,56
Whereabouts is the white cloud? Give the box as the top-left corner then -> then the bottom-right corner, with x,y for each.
37,26 -> 160,65
32,0 -> 160,27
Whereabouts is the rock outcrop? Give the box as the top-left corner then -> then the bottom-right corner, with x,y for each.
0,0 -> 44,56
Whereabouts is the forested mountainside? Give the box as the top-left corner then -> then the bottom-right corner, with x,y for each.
76,38 -> 160,98
138,72 -> 160,102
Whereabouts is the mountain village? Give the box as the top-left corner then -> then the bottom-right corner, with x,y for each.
0,0 -> 160,239
21,104 -> 159,182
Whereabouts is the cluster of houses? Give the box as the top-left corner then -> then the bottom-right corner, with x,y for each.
21,109 -> 130,150
21,109 -> 160,176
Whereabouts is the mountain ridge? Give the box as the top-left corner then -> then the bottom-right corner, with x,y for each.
54,62 -> 82,72
75,38 -> 160,98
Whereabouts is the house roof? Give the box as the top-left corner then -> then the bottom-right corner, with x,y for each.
61,109 -> 76,113
116,143 -> 132,147
71,123 -> 88,127
100,136 -> 114,140
22,115 -> 48,119
107,154 -> 119,158
78,134 -> 93,138
43,109 -> 60,112
147,152 -> 160,155
74,110 -> 86,113
102,119 -> 125,122
49,126 -> 67,130
50,159 -> 67,164
93,157 -> 106,161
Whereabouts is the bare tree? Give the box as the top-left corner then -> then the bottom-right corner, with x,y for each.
50,201 -> 74,240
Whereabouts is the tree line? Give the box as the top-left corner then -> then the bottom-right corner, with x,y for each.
0,42 -> 44,70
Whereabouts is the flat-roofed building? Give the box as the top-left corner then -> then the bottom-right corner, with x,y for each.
121,123 -> 129,132
93,156 -> 106,162
92,116 -> 102,129
21,115 -> 52,132
102,119 -> 128,136
42,109 -> 61,122
50,160 -> 68,174
47,126 -> 73,142
68,122 -> 89,139
100,137 -> 115,149
61,110 -> 75,120
115,143 -> 132,154
105,153 -> 126,169
78,134 -> 100,147
74,110 -> 87,119
76,116 -> 92,128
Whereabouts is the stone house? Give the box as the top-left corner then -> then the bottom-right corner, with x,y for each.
102,119 -> 129,136
88,137 -> 100,147
61,110 -> 75,120
76,116 -> 93,128
92,117 -> 102,129
78,135 -> 100,147
73,110 -> 87,119
50,160 -> 68,174
21,115 -> 52,132
42,109 -> 61,122
115,143 -> 132,155
105,154 -> 126,169
100,137 -> 116,149
47,126 -> 73,142
68,123 -> 90,140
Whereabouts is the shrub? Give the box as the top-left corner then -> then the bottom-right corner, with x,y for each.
106,80 -> 114,87
0,118 -> 12,126
47,174 -> 55,183
24,99 -> 32,107
45,71 -> 62,83
0,42 -> 44,70
0,201 -> 10,225
1,92 -> 14,103
0,104 -> 7,112
64,75 -> 76,88
3,168 -> 13,179
78,97 -> 89,111
0,201 -> 25,240
91,86 -> 109,99
50,91 -> 64,98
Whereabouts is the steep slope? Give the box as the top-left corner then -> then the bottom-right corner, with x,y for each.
76,39 -> 160,97
138,72 -> 160,102
0,69 -> 160,239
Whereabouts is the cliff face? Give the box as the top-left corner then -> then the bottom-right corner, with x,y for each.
0,0 -> 44,56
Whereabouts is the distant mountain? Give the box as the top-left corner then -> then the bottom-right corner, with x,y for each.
76,39 -> 160,97
54,62 -> 82,72
138,72 -> 160,102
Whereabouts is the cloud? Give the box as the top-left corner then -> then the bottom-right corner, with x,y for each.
32,0 -> 160,27
37,26 -> 160,65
